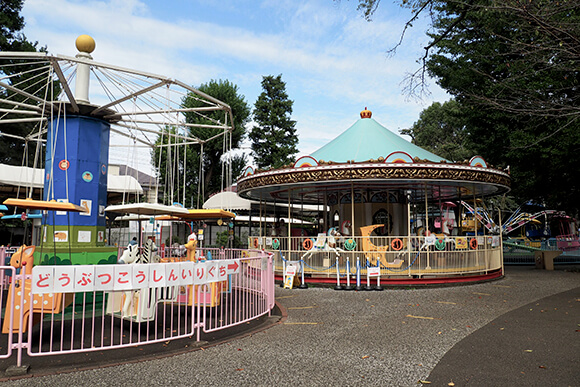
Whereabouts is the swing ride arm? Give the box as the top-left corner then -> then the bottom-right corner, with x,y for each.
502,210 -> 560,235
459,201 -> 497,234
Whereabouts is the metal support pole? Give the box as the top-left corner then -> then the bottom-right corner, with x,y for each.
344,256 -> 353,290
365,258 -> 373,291
334,257 -> 343,290
280,259 -> 286,287
375,259 -> 383,291
298,259 -> 308,289
355,256 -> 362,290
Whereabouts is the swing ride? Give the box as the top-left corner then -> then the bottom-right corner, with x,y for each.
0,35 -> 241,325
0,34 -> 235,257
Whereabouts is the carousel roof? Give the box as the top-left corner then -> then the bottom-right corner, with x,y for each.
237,109 -> 510,203
310,109 -> 446,163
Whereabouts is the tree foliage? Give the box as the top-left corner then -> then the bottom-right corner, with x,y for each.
354,0 -> 580,120
0,0 -> 48,167
353,0 -> 580,215
153,79 -> 250,207
0,0 -> 26,51
249,75 -> 298,169
402,99 -> 473,162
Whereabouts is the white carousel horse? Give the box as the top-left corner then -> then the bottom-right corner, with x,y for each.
117,243 -> 139,264
302,228 -> 345,261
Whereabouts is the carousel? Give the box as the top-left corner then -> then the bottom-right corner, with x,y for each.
237,108 -> 511,286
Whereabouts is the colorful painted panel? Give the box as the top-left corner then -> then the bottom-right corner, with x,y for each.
385,151 -> 414,164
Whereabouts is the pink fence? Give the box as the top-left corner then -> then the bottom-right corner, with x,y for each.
0,248 -> 274,369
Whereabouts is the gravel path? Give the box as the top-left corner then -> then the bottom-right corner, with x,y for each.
3,266 -> 578,386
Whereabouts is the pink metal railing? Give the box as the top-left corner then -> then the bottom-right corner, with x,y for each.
0,267 -> 15,360
0,249 -> 274,368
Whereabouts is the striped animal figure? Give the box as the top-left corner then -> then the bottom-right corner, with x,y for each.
138,239 -> 160,264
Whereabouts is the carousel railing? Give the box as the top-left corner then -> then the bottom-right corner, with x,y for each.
248,234 -> 503,278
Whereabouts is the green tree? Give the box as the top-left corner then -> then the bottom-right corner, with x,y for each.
402,99 -> 473,162
153,79 -> 250,206
352,0 -> 580,215
422,1 -> 580,214
249,74 -> 298,169
353,0 -> 580,120
0,0 -> 48,167
1,0 -> 26,51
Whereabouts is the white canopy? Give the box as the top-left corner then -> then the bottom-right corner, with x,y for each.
203,190 -> 325,213
104,202 -> 189,216
203,191 -> 252,211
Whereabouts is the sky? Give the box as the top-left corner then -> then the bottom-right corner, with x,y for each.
21,0 -> 450,171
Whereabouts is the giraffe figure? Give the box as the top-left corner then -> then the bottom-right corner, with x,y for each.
2,245 -> 73,334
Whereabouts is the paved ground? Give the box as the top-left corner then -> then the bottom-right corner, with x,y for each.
1,266 -> 578,386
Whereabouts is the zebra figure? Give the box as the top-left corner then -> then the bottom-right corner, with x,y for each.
138,239 -> 161,264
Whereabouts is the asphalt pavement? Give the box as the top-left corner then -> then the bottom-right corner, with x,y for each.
1,266 -> 578,386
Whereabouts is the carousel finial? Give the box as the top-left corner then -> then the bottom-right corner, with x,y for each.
75,34 -> 96,54
360,107 -> 372,119
74,35 -> 95,104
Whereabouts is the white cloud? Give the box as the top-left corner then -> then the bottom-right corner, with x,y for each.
21,0 -> 450,174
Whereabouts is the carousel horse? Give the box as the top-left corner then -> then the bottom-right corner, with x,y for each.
117,243 -> 139,264
340,220 -> 352,236
2,245 -> 73,333
139,239 -> 161,263
117,240 -> 159,316
302,228 -> 345,261
111,241 -> 167,320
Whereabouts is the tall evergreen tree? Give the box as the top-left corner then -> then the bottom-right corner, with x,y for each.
249,74 -> 298,169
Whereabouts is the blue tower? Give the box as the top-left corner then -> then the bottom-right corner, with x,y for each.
41,35 -> 115,259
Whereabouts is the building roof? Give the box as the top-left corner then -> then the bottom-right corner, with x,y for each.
0,163 -> 143,194
310,110 -> 446,163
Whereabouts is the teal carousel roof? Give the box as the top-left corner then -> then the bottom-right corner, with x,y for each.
237,109 -> 510,204
311,108 -> 446,163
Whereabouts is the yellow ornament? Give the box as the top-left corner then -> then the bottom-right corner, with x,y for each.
75,35 -> 96,53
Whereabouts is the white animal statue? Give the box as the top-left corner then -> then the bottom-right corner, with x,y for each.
302,228 -> 345,261
117,243 -> 140,316
116,240 -> 160,317
118,243 -> 139,264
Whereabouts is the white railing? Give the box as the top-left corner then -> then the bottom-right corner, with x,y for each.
249,235 -> 502,278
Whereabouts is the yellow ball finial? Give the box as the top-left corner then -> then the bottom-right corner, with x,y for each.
75,35 -> 96,54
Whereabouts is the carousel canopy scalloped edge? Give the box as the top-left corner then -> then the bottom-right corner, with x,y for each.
237,155 -> 510,203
